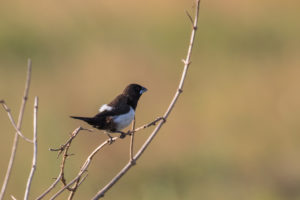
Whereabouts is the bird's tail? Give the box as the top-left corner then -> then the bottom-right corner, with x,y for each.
70,116 -> 95,125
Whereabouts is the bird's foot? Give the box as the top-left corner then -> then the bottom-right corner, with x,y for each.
116,131 -> 126,139
106,132 -> 114,144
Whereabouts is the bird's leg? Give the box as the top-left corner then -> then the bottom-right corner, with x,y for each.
115,131 -> 126,139
105,132 -> 114,144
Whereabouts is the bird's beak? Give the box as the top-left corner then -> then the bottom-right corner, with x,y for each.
140,87 -> 148,94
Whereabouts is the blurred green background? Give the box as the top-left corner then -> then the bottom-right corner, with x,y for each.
1,0 -> 300,199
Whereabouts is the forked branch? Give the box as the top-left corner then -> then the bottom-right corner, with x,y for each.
37,116 -> 165,199
24,96 -> 39,200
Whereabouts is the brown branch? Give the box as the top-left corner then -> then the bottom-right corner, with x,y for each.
67,172 -> 88,200
35,127 -> 84,200
35,174 -> 62,200
49,137 -> 117,199
53,127 -> 83,189
67,179 -> 80,200
38,116 -> 163,199
92,0 -> 201,199
24,97 -> 39,200
0,59 -> 32,200
49,127 -> 85,156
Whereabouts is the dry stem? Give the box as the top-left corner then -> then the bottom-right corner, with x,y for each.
49,137 -> 117,199
36,127 -> 84,200
35,174 -> 62,200
0,101 -> 33,143
37,116 -> 164,199
24,96 -> 38,200
129,117 -> 136,162
0,59 -> 32,200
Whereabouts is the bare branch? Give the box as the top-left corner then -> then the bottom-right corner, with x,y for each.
56,127 -> 84,190
38,115 -> 163,199
35,174 -> 62,200
67,179 -> 80,200
0,58 -> 32,200
129,117 -> 136,162
0,101 -> 33,143
58,128 -> 83,191
10,195 -> 17,200
36,127 -> 84,199
49,137 -> 117,199
67,173 -> 89,200
131,117 -> 165,133
92,0 -> 201,198
49,126 -> 84,157
185,10 -> 194,25
77,173 -> 88,187
66,171 -> 88,200
24,97 -> 38,200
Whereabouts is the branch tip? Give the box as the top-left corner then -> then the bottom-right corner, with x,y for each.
185,10 -> 194,25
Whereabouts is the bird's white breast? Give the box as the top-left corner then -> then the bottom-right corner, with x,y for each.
99,104 -> 113,112
113,107 -> 135,131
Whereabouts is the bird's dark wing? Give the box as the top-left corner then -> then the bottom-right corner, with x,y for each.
92,94 -> 130,130
104,94 -> 130,115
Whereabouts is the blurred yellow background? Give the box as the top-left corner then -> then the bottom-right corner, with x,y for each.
1,0 -> 300,199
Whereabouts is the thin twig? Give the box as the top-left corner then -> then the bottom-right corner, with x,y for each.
55,127 -> 83,189
92,0 -> 201,199
67,179 -> 80,200
129,117 -> 136,162
49,137 -> 117,200
0,101 -> 33,143
49,127 -> 83,156
77,173 -> 88,187
24,97 -> 38,200
60,141 -> 73,190
185,10 -> 194,24
35,127 -> 83,200
38,116 -> 163,199
0,58 -> 32,200
67,172 -> 89,200
130,117 -> 164,133
67,172 -> 84,200
10,195 -> 17,200
35,174 -> 62,200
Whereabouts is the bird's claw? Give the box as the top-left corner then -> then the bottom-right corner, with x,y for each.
119,132 -> 126,139
106,132 -> 114,144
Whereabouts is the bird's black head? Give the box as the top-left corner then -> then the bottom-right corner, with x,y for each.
123,83 -> 147,109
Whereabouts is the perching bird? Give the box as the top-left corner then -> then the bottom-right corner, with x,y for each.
70,83 -> 147,138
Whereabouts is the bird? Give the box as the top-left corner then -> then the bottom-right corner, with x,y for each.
70,83 -> 147,139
